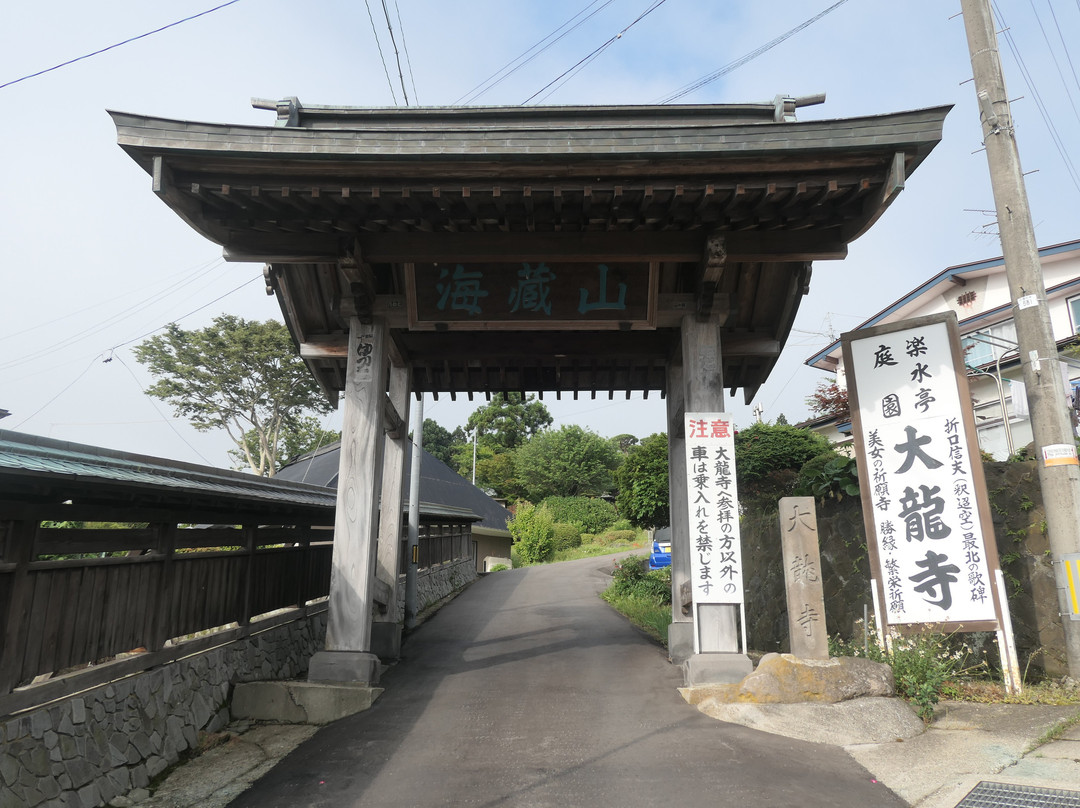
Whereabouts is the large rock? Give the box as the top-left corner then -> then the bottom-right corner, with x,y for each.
684,653 -> 895,705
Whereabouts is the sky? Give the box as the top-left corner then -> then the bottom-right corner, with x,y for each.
2,0 -> 1079,470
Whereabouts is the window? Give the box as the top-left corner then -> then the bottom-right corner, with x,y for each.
962,320 -> 1017,369
1068,296 -> 1080,336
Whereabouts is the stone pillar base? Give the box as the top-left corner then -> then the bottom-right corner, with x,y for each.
232,681 -> 383,724
308,651 -> 381,685
668,621 -> 695,665
371,622 -> 402,661
683,652 -> 754,686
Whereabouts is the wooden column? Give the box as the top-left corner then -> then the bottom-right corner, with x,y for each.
677,312 -> 748,682
308,316 -> 388,685
666,360 -> 694,664
371,359 -> 411,659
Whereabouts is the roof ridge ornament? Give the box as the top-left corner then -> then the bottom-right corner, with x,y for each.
772,92 -> 827,122
252,96 -> 302,127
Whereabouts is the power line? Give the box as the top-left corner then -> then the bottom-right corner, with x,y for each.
114,352 -> 214,465
365,0 -> 399,104
380,0 -> 410,105
656,0 -> 852,104
455,0 -> 613,106
1,0 -> 242,91
12,355 -> 100,431
395,1 -> 420,105
524,0 -> 669,105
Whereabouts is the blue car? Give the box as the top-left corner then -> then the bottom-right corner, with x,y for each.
649,537 -> 671,570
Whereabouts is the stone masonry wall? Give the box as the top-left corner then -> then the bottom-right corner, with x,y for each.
397,557 -> 479,618
0,609 -> 326,808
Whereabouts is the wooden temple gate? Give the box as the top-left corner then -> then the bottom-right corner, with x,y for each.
113,97 -> 948,684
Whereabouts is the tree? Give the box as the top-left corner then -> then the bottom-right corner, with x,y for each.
513,425 -> 620,502
610,433 -> 639,454
806,378 -> 850,420
231,417 -> 340,471
615,432 -> 670,529
420,418 -> 466,467
734,422 -> 832,507
465,393 -> 552,451
133,315 -> 332,476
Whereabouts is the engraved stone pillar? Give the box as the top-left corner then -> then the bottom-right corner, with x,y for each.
779,496 -> 829,659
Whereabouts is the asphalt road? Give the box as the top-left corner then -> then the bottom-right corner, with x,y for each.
228,555 -> 904,807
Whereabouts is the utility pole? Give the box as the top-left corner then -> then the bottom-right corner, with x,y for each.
961,0 -> 1080,677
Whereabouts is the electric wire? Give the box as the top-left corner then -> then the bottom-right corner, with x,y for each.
0,0 -> 242,90
364,0 -> 399,104
0,259 -> 225,371
0,256 -> 222,344
454,0 -> 613,106
655,0 -> 852,104
380,0 -> 410,105
1026,0 -> 1080,125
113,352 -> 214,465
394,1 -> 419,105
12,355 -> 100,431
992,0 -> 1080,195
523,0 -> 669,105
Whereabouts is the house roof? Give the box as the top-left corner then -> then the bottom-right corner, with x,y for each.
0,429 -> 336,524
806,238 -> 1080,370
274,441 -> 511,535
112,100 -> 949,405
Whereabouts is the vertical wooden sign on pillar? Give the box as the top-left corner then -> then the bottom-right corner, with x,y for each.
308,316 -> 388,686
778,496 -> 829,659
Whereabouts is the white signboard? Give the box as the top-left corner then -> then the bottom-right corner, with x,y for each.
847,319 -> 997,625
684,413 -> 744,605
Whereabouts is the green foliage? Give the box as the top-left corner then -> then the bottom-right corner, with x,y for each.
611,518 -> 632,531
551,522 -> 583,551
134,315 -> 332,476
831,629 -> 987,722
539,496 -> 617,533
610,434 -> 639,454
466,393 -> 552,451
614,432 -> 670,529
794,451 -> 860,502
734,422 -> 833,485
514,424 -> 620,502
507,502 -> 556,564
607,556 -> 672,604
233,417 -> 340,471
488,564 -> 509,572
420,419 -> 467,467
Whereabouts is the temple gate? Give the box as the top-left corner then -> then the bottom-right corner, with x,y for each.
113,97 -> 947,684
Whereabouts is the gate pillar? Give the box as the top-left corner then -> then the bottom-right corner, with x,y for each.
667,312 -> 752,683
308,316 -> 388,685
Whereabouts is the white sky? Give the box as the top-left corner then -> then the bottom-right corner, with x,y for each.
2,0 -> 1078,468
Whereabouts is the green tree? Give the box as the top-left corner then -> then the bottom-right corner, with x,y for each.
466,393 -> 552,451
734,422 -> 832,507
614,432 -> 670,529
133,315 -> 332,476
514,425 -> 620,502
507,502 -> 556,564
231,417 -> 340,470
420,418 -> 466,467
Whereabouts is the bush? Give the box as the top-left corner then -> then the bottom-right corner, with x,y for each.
507,502 -> 556,564
795,451 -> 860,502
552,521 -> 583,551
595,529 -> 637,546
539,496 -> 617,533
608,557 -> 672,604
611,518 -> 633,531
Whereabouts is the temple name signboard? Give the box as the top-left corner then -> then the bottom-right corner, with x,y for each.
843,313 -> 1003,630
407,261 -> 656,329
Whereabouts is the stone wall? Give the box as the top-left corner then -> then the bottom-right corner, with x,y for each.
398,557 -> 479,617
0,609 -> 326,808
741,460 -> 1068,677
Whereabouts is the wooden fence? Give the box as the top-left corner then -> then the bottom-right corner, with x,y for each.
0,520 -> 332,698
402,522 -> 473,574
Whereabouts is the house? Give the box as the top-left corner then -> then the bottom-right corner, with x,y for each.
275,442 -> 514,572
805,239 -> 1080,459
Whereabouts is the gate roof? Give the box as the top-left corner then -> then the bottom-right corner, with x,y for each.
112,100 -> 949,404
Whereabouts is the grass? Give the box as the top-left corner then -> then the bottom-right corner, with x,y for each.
599,555 -> 672,646
942,677 -> 1080,706
511,529 -> 649,566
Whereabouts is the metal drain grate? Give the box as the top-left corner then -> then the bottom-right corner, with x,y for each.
955,781 -> 1080,807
